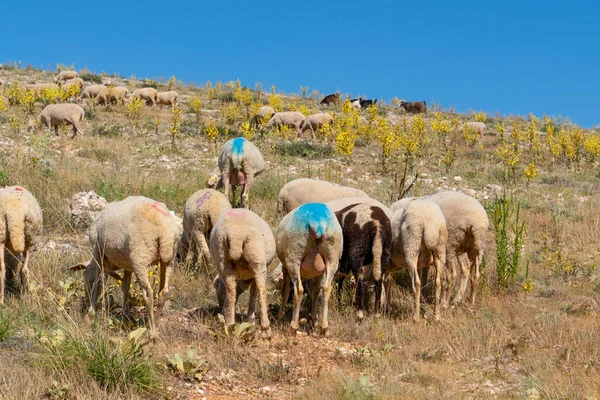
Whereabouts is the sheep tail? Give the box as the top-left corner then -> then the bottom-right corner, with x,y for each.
158,230 -> 177,263
227,231 -> 246,261
371,221 -> 383,282
5,211 -> 26,253
421,215 -> 439,251
231,154 -> 243,172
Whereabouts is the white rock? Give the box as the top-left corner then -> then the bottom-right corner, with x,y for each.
69,190 -> 108,230
453,176 -> 462,182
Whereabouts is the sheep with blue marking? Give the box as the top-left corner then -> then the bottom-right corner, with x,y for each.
212,137 -> 266,208
276,203 -> 343,335
209,208 -> 276,333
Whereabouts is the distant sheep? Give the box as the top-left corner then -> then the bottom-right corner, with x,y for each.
27,83 -> 59,95
391,191 -> 488,307
69,196 -> 182,336
108,86 -> 129,105
399,100 -> 427,114
0,186 -> 43,303
320,93 -> 340,106
276,203 -> 343,335
80,84 -> 109,106
212,137 -> 266,208
34,103 -> 85,138
131,88 -> 158,106
63,78 -> 84,90
210,208 -> 276,332
251,105 -> 275,129
462,121 -> 486,138
180,189 -> 231,273
327,201 -> 391,318
157,90 -> 178,109
301,113 -> 334,139
277,178 -> 370,215
53,70 -> 79,84
263,111 -> 306,139
388,200 -> 447,321
360,99 -> 377,108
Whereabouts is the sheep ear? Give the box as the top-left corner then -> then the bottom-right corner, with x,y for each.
69,262 -> 89,272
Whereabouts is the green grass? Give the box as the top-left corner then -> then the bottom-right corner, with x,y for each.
273,141 -> 334,159
0,309 -> 17,342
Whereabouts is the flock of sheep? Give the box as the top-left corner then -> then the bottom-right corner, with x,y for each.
0,131 -> 489,338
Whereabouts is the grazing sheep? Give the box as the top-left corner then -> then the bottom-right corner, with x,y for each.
0,186 -> 43,303
34,103 -> 85,138
263,111 -> 306,138
251,105 -> 275,129
131,88 -> 158,106
320,93 -> 340,106
213,137 -> 266,208
157,90 -> 178,109
180,189 -> 231,273
327,201 -> 391,318
388,200 -> 447,321
63,78 -> 84,90
69,196 -> 182,336
276,203 -> 343,335
463,121 -> 486,138
277,178 -> 370,215
80,84 -> 109,106
53,70 -> 79,84
391,191 -> 488,307
108,86 -> 129,105
399,100 -> 427,114
301,113 -> 334,139
210,208 -> 276,332
26,83 -> 59,95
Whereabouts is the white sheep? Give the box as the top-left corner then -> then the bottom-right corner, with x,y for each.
63,78 -> 84,91
180,189 -> 231,273
69,196 -> 182,336
131,88 -> 158,106
80,84 -> 109,106
108,86 -> 129,105
391,191 -> 488,307
326,200 -> 392,318
251,105 -> 275,129
277,178 -> 370,215
212,137 -> 265,208
388,200 -> 447,321
157,90 -> 178,109
210,208 -> 276,332
263,111 -> 306,139
0,186 -> 43,303
53,70 -> 79,84
34,103 -> 85,138
301,113 -> 334,139
26,83 -> 59,95
276,203 -> 343,335
462,121 -> 486,138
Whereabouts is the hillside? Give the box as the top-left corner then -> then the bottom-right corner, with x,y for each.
0,63 -> 599,399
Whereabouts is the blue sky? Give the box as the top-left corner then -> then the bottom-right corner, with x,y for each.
1,0 -> 599,127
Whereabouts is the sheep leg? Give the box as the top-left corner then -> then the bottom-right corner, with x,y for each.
247,280 -> 257,322
85,257 -> 102,316
351,256 -> 367,319
320,266 -> 334,336
156,261 -> 173,320
241,174 -> 254,209
442,252 -> 459,308
408,253 -> 421,321
309,274 -> 324,327
135,269 -> 156,336
289,265 -> 304,331
278,267 -> 291,320
433,250 -> 442,321
193,231 -> 212,275
221,267 -> 237,327
383,273 -> 394,315
254,265 -> 270,332
467,250 -> 482,307
121,270 -> 132,319
453,253 -> 470,305
222,172 -> 230,200
19,249 -> 30,297
54,125 -> 59,136
0,244 -> 6,303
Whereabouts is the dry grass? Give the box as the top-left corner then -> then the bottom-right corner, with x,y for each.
0,65 -> 599,399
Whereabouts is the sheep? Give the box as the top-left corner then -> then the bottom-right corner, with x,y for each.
80,84 -> 109,106
399,100 -> 427,114
212,137 -> 266,208
209,208 -> 276,332
300,113 -> 334,139
262,111 -> 306,139
0,186 -> 43,303
387,200 -> 447,321
462,121 -> 486,138
391,191 -> 489,307
180,189 -> 231,273
326,201 -> 391,319
276,203 -> 343,335
157,90 -> 178,109
26,83 -> 59,95
131,88 -> 158,106
320,93 -> 340,106
350,98 -> 361,109
0,79 -> 4,87
251,105 -> 275,129
34,103 -> 85,138
62,78 -> 84,91
277,178 -> 370,215
69,196 -> 182,336
53,70 -> 79,84
108,86 -> 129,105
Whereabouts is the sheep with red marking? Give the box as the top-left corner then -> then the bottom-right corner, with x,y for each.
209,208 -> 276,333
276,203 -> 343,335
0,186 -> 43,303
326,200 -> 391,319
69,196 -> 182,336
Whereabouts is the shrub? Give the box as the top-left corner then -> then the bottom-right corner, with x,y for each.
79,72 -> 102,84
0,309 -> 17,342
273,141 -> 334,159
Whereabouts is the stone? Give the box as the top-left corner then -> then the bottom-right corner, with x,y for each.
70,190 -> 108,230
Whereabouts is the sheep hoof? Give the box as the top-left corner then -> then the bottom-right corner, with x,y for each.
356,310 -> 364,320
319,327 -> 330,337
